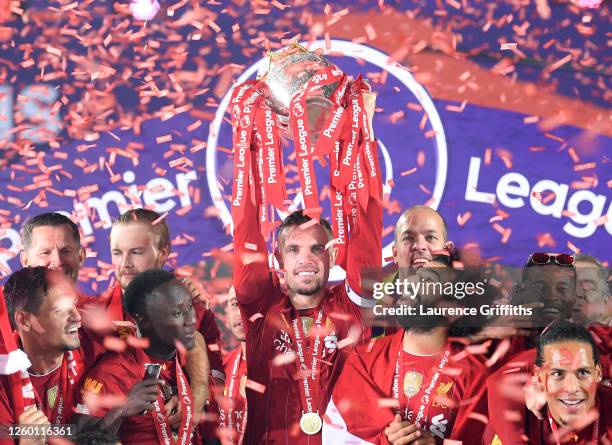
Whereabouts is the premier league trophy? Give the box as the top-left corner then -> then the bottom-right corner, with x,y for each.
230,41 -> 379,260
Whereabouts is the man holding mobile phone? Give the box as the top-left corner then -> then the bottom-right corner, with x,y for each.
75,269 -> 198,444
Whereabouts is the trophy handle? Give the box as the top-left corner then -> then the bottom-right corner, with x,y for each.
363,91 -> 377,140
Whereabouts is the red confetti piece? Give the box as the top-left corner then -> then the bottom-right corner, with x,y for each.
249,313 -> 264,322
567,147 -> 581,162
156,134 -> 173,144
378,398 -> 400,408
103,336 -> 127,352
244,379 -> 266,394
152,212 -> 168,226
500,42 -> 518,50
126,335 -> 150,349
298,219 -> 318,230
273,353 -> 296,367
574,162 -> 596,171
244,242 -> 258,251
547,54 -> 573,73
457,211 -> 472,226
467,412 -> 489,424
566,241 -> 580,254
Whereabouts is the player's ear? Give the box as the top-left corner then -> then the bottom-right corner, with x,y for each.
135,313 -> 149,331
534,367 -> 545,387
329,246 -> 338,268
14,311 -> 31,332
392,243 -> 398,265
444,240 -> 454,252
78,246 -> 86,267
275,248 -> 283,269
159,245 -> 170,267
20,250 -> 29,267
595,364 -> 602,382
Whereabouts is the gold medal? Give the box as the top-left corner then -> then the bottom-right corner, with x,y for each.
299,412 -> 322,435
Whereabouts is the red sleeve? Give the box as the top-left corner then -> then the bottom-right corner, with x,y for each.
79,327 -> 107,367
0,377 -> 16,445
485,349 -> 536,445
345,151 -> 382,303
194,303 -> 224,379
328,349 -> 394,444
232,192 -> 278,321
77,354 -> 138,417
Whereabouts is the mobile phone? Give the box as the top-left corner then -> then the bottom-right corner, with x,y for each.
144,363 -> 161,380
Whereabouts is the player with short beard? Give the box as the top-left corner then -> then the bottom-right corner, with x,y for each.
233,194 -> 382,444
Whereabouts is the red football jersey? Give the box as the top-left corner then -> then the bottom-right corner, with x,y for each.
77,347 -> 195,445
324,329 -> 487,445
218,347 -> 248,444
0,328 -> 103,432
233,187 -> 383,444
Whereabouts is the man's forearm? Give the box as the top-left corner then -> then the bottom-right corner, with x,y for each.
186,330 -> 210,422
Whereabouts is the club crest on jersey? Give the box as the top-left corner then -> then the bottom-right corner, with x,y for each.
403,372 -> 423,398
432,382 -> 453,408
47,385 -> 58,410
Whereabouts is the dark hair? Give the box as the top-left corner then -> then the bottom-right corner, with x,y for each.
4,267 -> 51,330
21,213 -> 80,251
536,320 -> 599,366
74,428 -> 119,445
276,210 -> 333,249
123,269 -> 176,319
112,208 -> 171,252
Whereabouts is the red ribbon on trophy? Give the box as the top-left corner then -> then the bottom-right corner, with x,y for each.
229,43 -> 380,245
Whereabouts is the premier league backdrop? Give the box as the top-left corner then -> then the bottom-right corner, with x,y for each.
0,0 -> 609,293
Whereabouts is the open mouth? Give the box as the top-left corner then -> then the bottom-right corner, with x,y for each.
411,258 -> 430,267
558,398 -> 585,412
540,306 -> 563,316
296,271 -> 317,277
64,324 -> 80,336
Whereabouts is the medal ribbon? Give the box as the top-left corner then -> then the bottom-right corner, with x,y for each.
150,356 -> 194,445
289,308 -> 326,423
392,347 -> 451,424
225,350 -> 247,445
288,88 -> 320,216
312,72 -> 348,157
336,82 -> 363,192
252,127 -> 271,239
254,107 -> 285,209
329,140 -> 347,268
230,82 -> 263,226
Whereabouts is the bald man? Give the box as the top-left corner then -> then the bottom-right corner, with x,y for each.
393,206 -> 453,280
